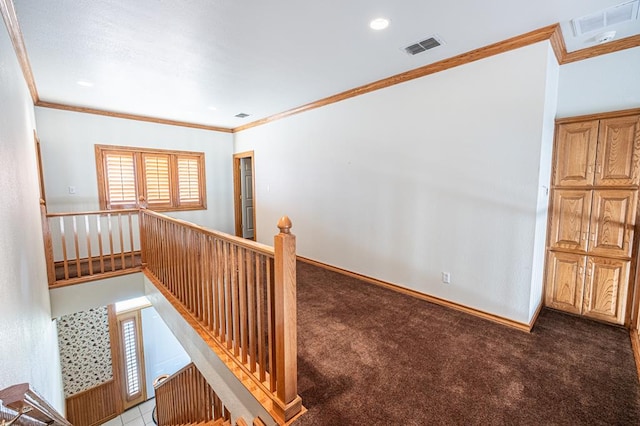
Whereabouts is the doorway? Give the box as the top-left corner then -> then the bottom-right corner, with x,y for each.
233,151 -> 256,241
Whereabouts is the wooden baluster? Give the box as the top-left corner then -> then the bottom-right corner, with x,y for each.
239,247 -> 248,363
223,241 -> 231,348
267,257 -> 275,392
59,216 -> 70,280
232,245 -> 241,356
272,216 -> 302,421
84,215 -> 93,275
117,214 -> 125,271
247,250 -> 257,373
256,254 -> 265,382
107,213 -> 115,272
72,215 -> 81,277
97,213 -> 105,273
128,212 -> 135,267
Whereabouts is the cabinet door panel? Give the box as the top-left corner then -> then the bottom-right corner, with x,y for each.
545,252 -> 586,314
589,190 -> 637,258
548,190 -> 592,252
554,121 -> 598,187
595,115 -> 640,187
583,257 -> 629,324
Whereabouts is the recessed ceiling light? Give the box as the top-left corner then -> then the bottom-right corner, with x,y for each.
207,106 -> 217,111
76,80 -> 94,87
369,18 -> 390,30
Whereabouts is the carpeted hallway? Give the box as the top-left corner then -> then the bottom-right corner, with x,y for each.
294,261 -> 640,425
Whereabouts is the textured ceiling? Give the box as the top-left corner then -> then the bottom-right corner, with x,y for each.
12,0 -> 640,128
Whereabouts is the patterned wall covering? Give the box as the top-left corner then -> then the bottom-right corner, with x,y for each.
57,307 -> 113,397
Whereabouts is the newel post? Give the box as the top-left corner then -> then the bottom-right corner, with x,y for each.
273,216 -> 302,421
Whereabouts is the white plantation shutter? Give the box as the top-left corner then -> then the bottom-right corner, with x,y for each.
121,318 -> 142,398
96,145 -> 205,211
177,156 -> 201,204
104,153 -> 137,208
143,154 -> 172,206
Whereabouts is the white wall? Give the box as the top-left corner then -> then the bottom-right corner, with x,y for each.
556,46 -> 640,118
141,306 -> 190,399
529,50 -> 559,320
35,108 -> 235,232
235,41 -> 558,324
0,22 -> 64,411
50,273 -> 145,318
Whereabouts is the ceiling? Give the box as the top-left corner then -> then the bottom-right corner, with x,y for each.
11,0 -> 640,129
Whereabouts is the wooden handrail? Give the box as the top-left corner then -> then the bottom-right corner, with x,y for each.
140,210 -> 302,423
46,208 -> 140,217
0,383 -> 71,426
154,363 -> 230,426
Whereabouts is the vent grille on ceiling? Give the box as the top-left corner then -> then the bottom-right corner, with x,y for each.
404,35 -> 444,56
572,0 -> 639,36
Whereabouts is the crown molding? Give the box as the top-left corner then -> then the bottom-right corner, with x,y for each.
0,0 -> 38,103
35,101 -> 233,133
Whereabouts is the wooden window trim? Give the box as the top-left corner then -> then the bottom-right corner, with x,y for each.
96,144 -> 207,212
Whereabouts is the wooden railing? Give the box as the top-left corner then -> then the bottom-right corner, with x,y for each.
65,380 -> 119,426
45,209 -> 142,287
0,383 -> 71,426
140,210 -> 301,423
154,363 -> 230,426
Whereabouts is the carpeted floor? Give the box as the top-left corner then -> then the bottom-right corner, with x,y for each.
294,261 -> 640,425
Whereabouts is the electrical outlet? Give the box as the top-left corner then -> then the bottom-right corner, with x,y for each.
68,186 -> 76,195
442,272 -> 451,284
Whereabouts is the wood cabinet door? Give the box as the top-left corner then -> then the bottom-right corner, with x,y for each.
583,256 -> 630,324
588,189 -> 637,258
545,251 -> 586,314
595,115 -> 640,187
548,190 -> 592,252
554,121 -> 598,187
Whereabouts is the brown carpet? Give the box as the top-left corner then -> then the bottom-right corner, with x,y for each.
294,261 -> 640,425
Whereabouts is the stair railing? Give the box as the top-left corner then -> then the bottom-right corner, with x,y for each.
0,383 -> 71,426
153,363 -> 230,426
140,210 -> 301,423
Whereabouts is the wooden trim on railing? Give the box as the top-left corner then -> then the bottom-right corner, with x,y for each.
65,380 -> 119,426
48,267 -> 142,289
36,101 -> 233,133
298,256 -> 538,332
141,209 -> 274,255
0,383 -> 71,426
0,0 -> 38,103
46,208 -> 140,217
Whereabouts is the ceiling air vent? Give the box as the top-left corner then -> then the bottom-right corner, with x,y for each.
572,0 -> 639,36
404,35 -> 444,56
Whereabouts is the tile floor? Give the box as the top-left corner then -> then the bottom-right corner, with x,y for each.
102,398 -> 156,426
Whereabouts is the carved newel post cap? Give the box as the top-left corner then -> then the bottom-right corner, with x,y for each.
277,216 -> 292,234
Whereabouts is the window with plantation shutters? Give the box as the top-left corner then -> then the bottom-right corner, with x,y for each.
96,145 -> 206,211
